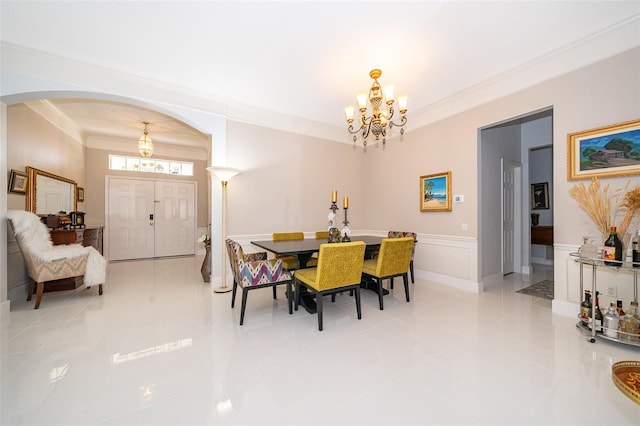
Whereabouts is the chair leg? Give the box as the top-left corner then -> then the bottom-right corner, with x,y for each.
98,284 -> 103,295
317,292 -> 323,331
239,288 -> 248,325
272,286 -> 277,300
34,282 -> 44,309
27,279 -> 35,301
410,260 -> 415,283
403,274 -> 410,302
390,277 -> 394,289
287,281 -> 293,314
377,278 -> 384,310
355,287 -> 362,320
331,293 -> 336,302
231,279 -> 238,308
294,280 -> 300,311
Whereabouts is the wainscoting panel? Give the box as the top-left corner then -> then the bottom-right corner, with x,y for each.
553,244 -> 637,318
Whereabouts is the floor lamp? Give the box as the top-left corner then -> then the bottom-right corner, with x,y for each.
206,166 -> 241,293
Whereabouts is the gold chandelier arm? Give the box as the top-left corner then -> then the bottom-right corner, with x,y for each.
388,115 -> 407,129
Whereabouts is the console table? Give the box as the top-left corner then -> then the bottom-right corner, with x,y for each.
46,227 -> 104,291
531,225 -> 553,246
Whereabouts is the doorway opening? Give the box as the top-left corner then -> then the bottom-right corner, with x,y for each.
479,107 -> 554,283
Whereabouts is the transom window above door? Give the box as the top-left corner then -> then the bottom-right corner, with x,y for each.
109,155 -> 193,176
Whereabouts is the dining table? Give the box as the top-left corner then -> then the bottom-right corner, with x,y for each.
250,235 -> 385,313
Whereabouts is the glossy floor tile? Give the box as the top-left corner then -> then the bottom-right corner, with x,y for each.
1,257 -> 639,425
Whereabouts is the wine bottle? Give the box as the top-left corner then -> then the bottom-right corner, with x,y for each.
617,300 -> 625,317
603,226 -> 623,266
594,291 -> 603,333
580,290 -> 592,326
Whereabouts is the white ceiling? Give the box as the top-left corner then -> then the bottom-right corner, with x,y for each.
2,1 -> 639,149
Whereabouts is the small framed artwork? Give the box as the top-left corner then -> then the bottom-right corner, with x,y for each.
531,182 -> 549,210
567,118 -> 640,180
8,169 -> 28,194
77,187 -> 85,202
420,171 -> 452,212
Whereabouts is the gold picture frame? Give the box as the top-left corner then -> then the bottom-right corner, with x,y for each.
420,171 -> 452,212
8,169 -> 28,194
77,187 -> 85,202
567,118 -> 640,180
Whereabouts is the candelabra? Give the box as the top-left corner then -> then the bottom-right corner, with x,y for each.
328,200 -> 341,243
341,206 -> 351,242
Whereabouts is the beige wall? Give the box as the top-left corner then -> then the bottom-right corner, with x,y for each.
7,104 -> 86,212
85,148 -> 209,228
224,121 -> 366,236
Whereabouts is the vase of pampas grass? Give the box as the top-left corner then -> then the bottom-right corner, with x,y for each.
569,178 -> 640,253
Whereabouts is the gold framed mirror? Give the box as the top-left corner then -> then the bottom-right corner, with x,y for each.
26,166 -> 78,215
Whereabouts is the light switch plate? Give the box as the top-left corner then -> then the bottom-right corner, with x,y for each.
453,194 -> 464,203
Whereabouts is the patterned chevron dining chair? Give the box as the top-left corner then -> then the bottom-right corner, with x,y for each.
294,241 -> 366,331
226,239 -> 292,325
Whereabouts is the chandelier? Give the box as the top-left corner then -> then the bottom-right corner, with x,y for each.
345,69 -> 407,147
138,122 -> 154,158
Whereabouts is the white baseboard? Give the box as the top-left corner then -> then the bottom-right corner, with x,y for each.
552,298 -> 578,318
416,269 -> 483,293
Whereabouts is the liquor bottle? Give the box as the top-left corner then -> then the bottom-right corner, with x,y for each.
594,291 -> 603,332
619,310 -> 639,342
603,226 -> 623,266
633,230 -> 640,268
617,299 -> 625,317
603,302 -> 619,338
580,290 -> 592,326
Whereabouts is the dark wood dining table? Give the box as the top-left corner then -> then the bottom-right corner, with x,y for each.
250,235 -> 385,313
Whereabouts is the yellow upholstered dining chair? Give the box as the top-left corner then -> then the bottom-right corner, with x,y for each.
226,239 -> 292,325
361,237 -> 414,310
315,231 -> 330,240
272,232 -> 317,269
388,231 -> 417,283
294,241 -> 366,331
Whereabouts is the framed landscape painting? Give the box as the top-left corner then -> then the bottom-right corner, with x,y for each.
420,171 -> 452,212
567,119 -> 640,180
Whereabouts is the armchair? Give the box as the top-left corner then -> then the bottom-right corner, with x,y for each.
226,239 -> 292,325
7,210 -> 107,309
294,241 -> 366,331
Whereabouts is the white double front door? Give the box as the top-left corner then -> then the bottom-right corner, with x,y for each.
107,177 -> 196,261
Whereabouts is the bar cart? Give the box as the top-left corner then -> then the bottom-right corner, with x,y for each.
571,252 -> 640,348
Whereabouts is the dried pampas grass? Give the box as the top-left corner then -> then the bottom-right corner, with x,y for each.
568,177 -> 635,237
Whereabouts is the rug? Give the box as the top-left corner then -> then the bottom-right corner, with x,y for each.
516,279 -> 554,300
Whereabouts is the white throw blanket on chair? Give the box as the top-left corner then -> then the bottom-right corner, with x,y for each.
7,210 -> 107,288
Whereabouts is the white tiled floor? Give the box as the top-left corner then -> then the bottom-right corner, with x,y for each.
1,257 -> 639,425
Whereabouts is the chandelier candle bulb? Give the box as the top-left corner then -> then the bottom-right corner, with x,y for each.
343,197 -> 349,209
383,85 -> 394,103
331,190 -> 337,203
357,94 -> 367,110
345,106 -> 355,122
398,96 -> 408,113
